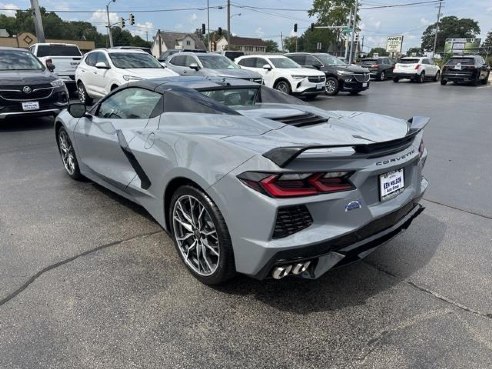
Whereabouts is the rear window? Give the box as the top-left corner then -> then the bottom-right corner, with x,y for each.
36,45 -> 82,57
446,58 -> 474,66
361,59 -> 377,64
399,58 -> 420,64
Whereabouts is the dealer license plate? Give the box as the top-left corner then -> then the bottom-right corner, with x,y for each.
22,101 -> 39,111
362,82 -> 368,87
379,168 -> 404,201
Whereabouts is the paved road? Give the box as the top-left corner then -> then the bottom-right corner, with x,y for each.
1,81 -> 491,369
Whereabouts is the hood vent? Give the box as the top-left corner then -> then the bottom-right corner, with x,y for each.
269,112 -> 328,128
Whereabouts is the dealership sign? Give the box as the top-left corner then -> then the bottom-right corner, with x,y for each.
386,35 -> 404,53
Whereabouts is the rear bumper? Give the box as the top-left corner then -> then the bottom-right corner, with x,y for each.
393,72 -> 419,79
441,72 -> 475,82
252,198 -> 424,280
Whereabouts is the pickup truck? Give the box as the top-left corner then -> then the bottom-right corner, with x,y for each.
29,43 -> 83,93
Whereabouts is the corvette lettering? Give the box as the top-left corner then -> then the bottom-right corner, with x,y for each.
376,149 -> 415,166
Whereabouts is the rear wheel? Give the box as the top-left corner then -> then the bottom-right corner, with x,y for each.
274,80 -> 291,95
440,79 -> 448,85
169,185 -> 236,285
393,77 -> 400,83
433,71 -> 441,82
77,81 -> 93,105
417,72 -> 425,83
379,71 -> 386,81
324,77 -> 339,96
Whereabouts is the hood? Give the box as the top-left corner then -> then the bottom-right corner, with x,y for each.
124,68 -> 179,78
202,68 -> 262,79
0,70 -> 57,86
279,68 -> 325,76
323,64 -> 369,73
224,105 -> 410,153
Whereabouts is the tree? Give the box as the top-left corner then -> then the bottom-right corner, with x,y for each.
368,47 -> 388,57
483,30 -> 492,52
406,47 -> 423,56
264,40 -> 279,53
421,16 -> 480,52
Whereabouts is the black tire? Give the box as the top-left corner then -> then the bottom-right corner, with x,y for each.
417,72 -> 425,83
273,80 -> 292,95
56,127 -> 83,180
324,77 -> 339,96
393,77 -> 399,83
379,71 -> 386,81
169,185 -> 236,285
440,79 -> 448,86
77,81 -> 93,105
433,71 -> 441,82
481,72 -> 489,85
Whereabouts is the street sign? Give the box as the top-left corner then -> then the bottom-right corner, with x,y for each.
386,35 -> 403,53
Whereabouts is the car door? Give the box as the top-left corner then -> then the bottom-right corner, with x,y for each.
92,52 -> 112,95
255,57 -> 275,87
78,52 -> 98,95
167,54 -> 188,75
73,87 -> 162,191
181,55 -> 200,76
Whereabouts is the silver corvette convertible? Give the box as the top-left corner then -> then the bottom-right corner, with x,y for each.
55,76 -> 429,285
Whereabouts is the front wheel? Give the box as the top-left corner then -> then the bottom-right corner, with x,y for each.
57,127 -> 83,180
433,71 -> 441,82
324,77 -> 339,96
481,72 -> 490,85
170,185 -> 236,285
274,80 -> 292,95
77,81 -> 93,105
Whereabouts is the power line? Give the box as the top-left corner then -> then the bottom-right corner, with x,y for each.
0,5 -> 227,13
360,1 -> 441,10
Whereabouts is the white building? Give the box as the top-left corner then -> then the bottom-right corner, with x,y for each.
215,36 -> 267,54
151,31 -> 206,58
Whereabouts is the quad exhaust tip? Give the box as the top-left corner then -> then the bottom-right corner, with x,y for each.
272,261 -> 311,279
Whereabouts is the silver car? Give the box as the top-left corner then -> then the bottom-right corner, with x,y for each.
55,76 -> 428,285
165,52 -> 263,83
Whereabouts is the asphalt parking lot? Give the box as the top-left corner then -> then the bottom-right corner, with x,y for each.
1,80 -> 491,368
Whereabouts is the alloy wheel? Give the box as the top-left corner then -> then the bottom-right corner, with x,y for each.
77,83 -> 87,104
172,195 -> 220,276
58,130 -> 76,175
275,81 -> 290,94
325,79 -> 337,94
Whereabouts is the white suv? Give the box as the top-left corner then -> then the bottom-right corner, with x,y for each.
75,48 -> 178,104
235,55 -> 325,99
393,57 -> 441,83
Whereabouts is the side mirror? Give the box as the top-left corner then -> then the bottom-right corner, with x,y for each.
263,64 -> 272,70
47,64 -> 55,72
95,62 -> 110,69
160,62 -> 167,68
68,103 -> 87,118
312,63 -> 322,70
189,63 -> 200,71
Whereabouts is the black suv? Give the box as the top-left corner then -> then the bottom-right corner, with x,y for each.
285,52 -> 370,95
0,47 -> 69,120
360,57 -> 395,81
441,55 -> 490,85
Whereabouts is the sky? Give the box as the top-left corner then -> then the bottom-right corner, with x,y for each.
1,0 -> 491,53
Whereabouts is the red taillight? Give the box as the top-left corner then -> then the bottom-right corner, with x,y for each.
238,172 -> 354,198
415,64 -> 421,70
371,64 -> 378,68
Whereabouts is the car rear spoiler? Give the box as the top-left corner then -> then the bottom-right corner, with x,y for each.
262,116 -> 430,168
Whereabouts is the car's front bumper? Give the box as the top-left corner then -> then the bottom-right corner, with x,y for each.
292,78 -> 325,95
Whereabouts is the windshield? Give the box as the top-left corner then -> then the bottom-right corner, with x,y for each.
0,50 -> 45,71
269,57 -> 300,69
197,55 -> 239,69
315,54 -> 347,66
399,58 -> 420,64
36,45 -> 81,57
446,58 -> 474,66
199,87 -> 259,106
109,52 -> 163,69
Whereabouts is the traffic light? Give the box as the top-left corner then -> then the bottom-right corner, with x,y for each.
129,13 -> 135,25
294,23 -> 298,33
201,23 -> 206,34
218,27 -> 223,36
121,17 -> 125,28
311,23 -> 315,31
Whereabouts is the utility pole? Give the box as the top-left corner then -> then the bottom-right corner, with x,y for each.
158,29 -> 162,56
227,0 -> 231,47
280,32 -> 284,51
106,0 -> 116,48
432,0 -> 443,56
344,8 -> 352,61
207,0 -> 210,51
348,0 -> 358,64
30,0 -> 45,42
